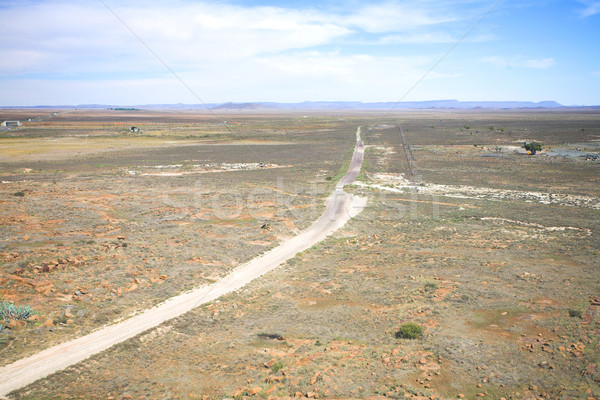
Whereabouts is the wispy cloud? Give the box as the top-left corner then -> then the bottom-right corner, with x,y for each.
480,56 -> 556,69
379,31 -> 495,44
339,1 -> 456,33
0,1 -> 465,77
0,1 -> 597,105
577,0 -> 600,17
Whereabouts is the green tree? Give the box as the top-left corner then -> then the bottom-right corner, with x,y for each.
523,141 -> 542,155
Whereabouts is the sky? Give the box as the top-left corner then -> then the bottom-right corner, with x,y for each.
0,0 -> 599,106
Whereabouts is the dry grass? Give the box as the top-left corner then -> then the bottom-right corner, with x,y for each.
4,109 -> 600,399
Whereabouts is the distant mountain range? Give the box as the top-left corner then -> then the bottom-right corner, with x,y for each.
5,100 -> 595,110
213,100 -> 566,110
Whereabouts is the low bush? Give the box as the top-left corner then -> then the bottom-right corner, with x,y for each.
424,282 -> 438,292
568,309 -> 583,318
271,361 -> 284,373
0,300 -> 34,321
395,322 -> 424,339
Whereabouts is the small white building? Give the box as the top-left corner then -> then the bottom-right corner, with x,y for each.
1,121 -> 22,127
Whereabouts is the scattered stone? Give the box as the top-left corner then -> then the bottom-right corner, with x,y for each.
264,359 -> 276,368
310,371 -> 320,385
6,320 -> 26,329
125,283 -> 138,292
248,387 -> 262,395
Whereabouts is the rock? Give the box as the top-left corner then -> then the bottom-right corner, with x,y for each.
457,395 -> 465,398
266,375 -> 285,383
265,386 -> 276,395
75,290 -> 82,296
310,371 -> 320,385
43,318 -> 53,327
6,320 -> 27,329
125,283 -> 138,292
306,392 -> 318,398
248,387 -> 262,395
264,358 -> 276,368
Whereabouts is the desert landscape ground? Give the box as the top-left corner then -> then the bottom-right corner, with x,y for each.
1,108 -> 599,399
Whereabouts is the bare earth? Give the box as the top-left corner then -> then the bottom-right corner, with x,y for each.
0,128 -> 366,397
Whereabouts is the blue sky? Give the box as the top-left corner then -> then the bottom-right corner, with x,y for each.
0,0 -> 598,106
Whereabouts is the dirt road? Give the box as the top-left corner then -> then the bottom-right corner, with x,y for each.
0,127 -> 366,397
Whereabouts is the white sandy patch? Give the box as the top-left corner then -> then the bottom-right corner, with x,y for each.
126,163 -> 289,176
359,173 -> 600,210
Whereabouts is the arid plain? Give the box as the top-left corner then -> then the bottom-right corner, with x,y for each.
1,108 -> 599,399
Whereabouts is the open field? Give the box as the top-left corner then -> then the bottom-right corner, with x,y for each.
0,110 -> 356,367
2,109 -> 600,399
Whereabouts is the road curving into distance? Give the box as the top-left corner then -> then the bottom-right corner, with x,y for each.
0,127 -> 367,397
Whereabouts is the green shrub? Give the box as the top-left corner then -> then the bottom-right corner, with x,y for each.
395,322 -> 424,339
13,191 -> 25,197
0,300 -> 34,321
568,309 -> 583,318
424,282 -> 438,292
271,361 -> 284,373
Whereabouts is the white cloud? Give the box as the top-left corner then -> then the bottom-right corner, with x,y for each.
339,1 -> 455,33
0,1 -> 352,76
0,50 -> 452,105
0,0 -> 468,78
378,31 -> 495,44
3,1 -> 590,105
577,0 -> 600,17
480,56 -> 556,69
